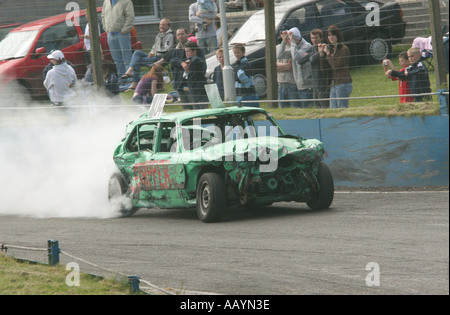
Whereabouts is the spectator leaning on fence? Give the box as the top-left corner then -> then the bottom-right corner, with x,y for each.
319,25 -> 352,109
386,47 -> 431,102
382,51 -> 414,103
43,50 -> 77,106
101,0 -> 135,82
289,27 -> 313,108
189,0 -> 218,54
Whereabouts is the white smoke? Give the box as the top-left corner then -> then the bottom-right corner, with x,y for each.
0,92 -> 143,219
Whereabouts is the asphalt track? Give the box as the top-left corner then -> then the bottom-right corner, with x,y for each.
0,190 -> 448,295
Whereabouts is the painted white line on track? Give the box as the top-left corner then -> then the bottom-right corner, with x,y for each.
336,190 -> 449,194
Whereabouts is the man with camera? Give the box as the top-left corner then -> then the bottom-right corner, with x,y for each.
297,29 -> 331,108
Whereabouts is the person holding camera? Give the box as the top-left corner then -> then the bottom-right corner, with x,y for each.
298,29 -> 331,108
276,24 -> 301,108
289,27 -> 313,108
318,25 -> 352,108
382,51 -> 413,103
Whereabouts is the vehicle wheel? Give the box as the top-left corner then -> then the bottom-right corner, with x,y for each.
196,173 -> 226,222
306,162 -> 334,210
365,32 -> 391,64
108,173 -> 138,217
253,73 -> 267,98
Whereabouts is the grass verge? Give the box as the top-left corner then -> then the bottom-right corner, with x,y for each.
0,253 -> 135,295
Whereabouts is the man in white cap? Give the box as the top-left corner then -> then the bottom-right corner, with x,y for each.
289,27 -> 313,108
43,50 -> 77,106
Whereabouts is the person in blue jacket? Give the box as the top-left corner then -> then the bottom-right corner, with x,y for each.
232,43 -> 259,107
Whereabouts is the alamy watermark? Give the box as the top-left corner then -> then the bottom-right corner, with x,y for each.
66,262 -> 80,287
365,2 -> 381,27
365,262 -> 380,287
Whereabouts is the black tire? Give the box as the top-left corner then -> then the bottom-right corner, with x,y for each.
108,173 -> 138,217
365,32 -> 392,64
196,173 -> 226,222
306,162 -> 334,210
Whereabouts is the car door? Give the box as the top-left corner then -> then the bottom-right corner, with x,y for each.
51,22 -> 85,77
119,123 -> 157,197
30,22 -> 85,93
151,122 -> 186,192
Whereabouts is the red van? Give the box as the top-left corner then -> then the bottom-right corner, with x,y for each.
0,8 -> 142,100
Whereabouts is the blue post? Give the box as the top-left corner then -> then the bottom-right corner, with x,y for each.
128,275 -> 140,294
438,89 -> 449,115
47,240 -> 60,266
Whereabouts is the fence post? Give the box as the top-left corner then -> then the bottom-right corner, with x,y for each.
438,89 -> 449,115
128,275 -> 141,294
47,240 -> 60,266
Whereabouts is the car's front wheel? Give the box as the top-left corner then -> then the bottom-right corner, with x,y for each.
306,162 -> 334,210
196,173 -> 226,222
108,173 -> 138,217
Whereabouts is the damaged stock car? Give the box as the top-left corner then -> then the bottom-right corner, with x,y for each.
108,96 -> 334,222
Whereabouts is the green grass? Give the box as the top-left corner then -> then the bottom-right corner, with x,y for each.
122,44 -> 447,119
0,253 -> 136,295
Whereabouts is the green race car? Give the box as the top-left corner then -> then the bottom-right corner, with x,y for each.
108,102 -> 334,222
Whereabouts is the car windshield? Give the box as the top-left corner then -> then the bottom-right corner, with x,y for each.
181,111 -> 285,150
0,30 -> 38,61
0,26 -> 19,41
230,11 -> 285,44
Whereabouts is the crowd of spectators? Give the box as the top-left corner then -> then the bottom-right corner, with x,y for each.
42,0 -> 435,109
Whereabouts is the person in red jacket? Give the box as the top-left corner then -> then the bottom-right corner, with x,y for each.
382,51 -> 414,103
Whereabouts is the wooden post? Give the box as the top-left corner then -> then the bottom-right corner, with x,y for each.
428,0 -> 447,90
264,0 -> 278,107
86,0 -> 103,91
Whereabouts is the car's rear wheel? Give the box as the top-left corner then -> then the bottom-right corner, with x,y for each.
365,32 -> 391,64
253,73 -> 267,98
108,173 -> 138,217
196,173 -> 226,222
306,162 -> 334,210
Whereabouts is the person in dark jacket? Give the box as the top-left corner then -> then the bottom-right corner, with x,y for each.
212,48 -> 225,100
183,41 -> 208,109
298,29 -> 331,108
170,28 -> 193,107
387,47 -> 431,102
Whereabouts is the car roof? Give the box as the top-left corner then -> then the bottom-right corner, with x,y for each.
0,23 -> 22,29
139,106 -> 269,124
10,8 -> 101,32
262,0 -> 317,14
